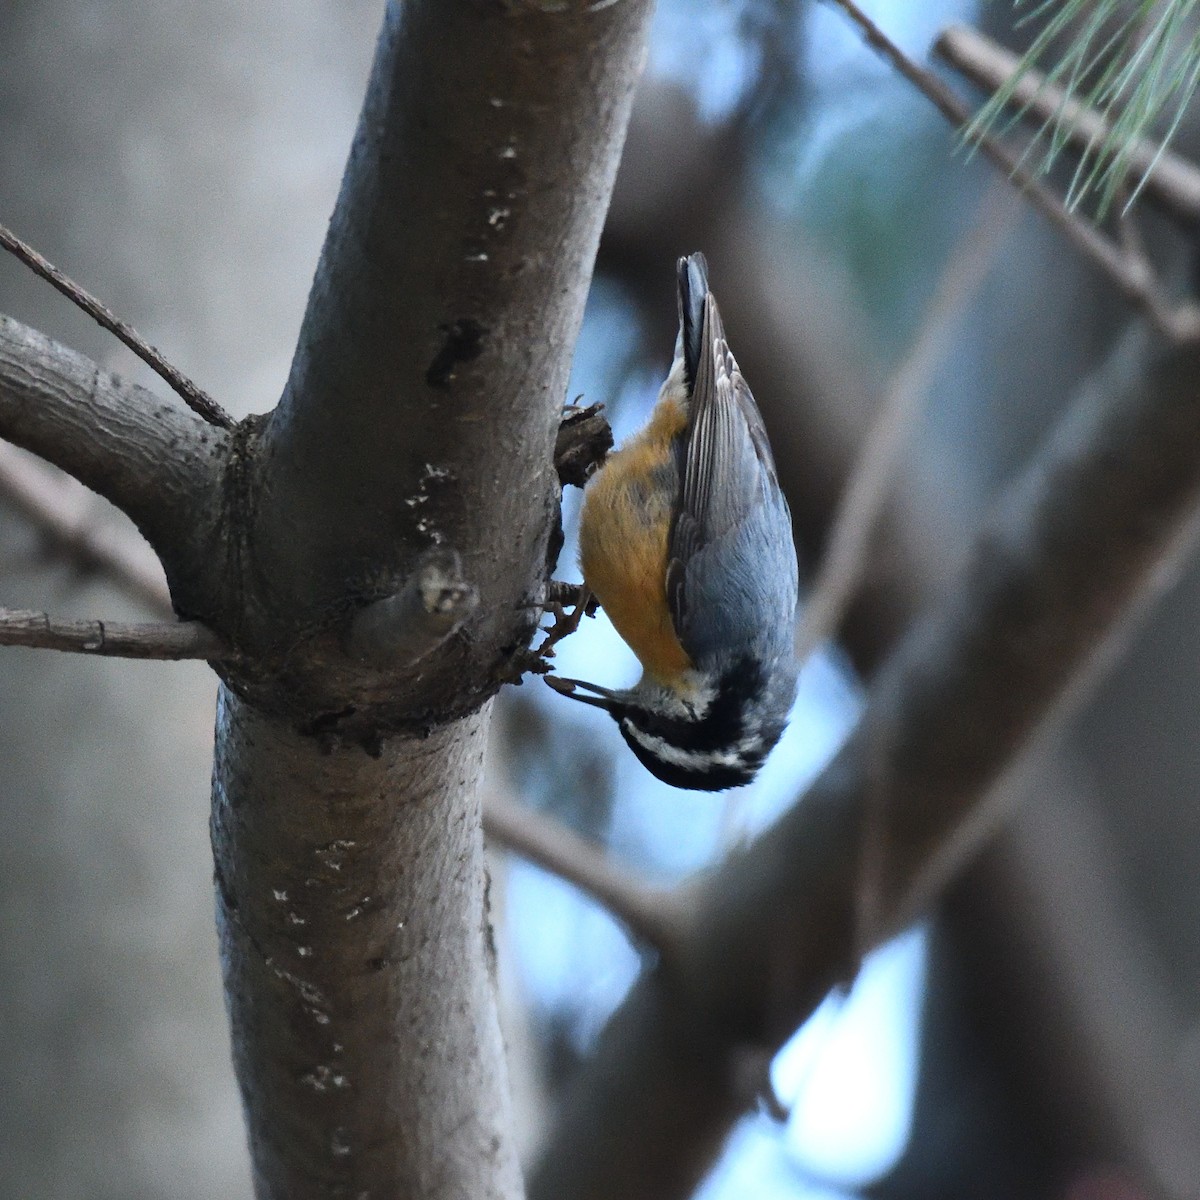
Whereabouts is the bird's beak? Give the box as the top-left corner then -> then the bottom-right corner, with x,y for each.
544,675 -> 619,710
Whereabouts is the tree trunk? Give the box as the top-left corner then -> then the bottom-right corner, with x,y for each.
212,689 -> 518,1197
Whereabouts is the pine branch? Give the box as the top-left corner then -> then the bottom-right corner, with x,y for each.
826,0 -> 1198,341
964,0 -> 1200,216
937,22 -> 1200,227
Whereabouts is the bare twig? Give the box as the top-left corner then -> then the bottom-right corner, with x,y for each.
483,792 -> 683,953
794,183 -> 1019,666
0,442 -> 173,617
825,0 -> 1200,342
0,607 -> 228,659
935,23 -> 1200,229
0,221 -> 234,429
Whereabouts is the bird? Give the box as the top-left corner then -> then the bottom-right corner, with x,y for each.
546,253 -> 798,791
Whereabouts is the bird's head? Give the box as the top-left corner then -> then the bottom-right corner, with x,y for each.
546,657 -> 791,792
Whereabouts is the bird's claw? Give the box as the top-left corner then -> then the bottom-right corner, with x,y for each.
503,583 -> 597,684
537,583 -> 595,658
544,580 -> 599,618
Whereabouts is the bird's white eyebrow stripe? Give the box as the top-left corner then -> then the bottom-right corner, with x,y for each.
619,719 -> 762,771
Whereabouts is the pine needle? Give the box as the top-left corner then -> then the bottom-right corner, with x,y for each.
965,0 -> 1200,216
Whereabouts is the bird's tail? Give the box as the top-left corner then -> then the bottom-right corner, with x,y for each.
677,252 -> 709,391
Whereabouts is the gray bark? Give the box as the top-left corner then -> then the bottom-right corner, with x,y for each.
211,690 -> 517,1198
0,314 -> 225,594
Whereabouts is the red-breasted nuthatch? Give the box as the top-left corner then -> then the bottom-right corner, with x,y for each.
548,253 -> 798,791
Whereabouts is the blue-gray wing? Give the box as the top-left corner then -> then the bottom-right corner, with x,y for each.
666,289 -> 798,668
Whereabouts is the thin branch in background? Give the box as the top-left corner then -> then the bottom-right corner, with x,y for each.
825,0 -> 1200,343
0,607 -> 228,660
483,791 -> 684,954
936,22 -> 1200,228
794,182 -> 1020,667
896,481 -> 1200,936
0,221 -> 234,429
0,442 -> 174,617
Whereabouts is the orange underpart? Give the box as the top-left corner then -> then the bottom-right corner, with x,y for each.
578,394 -> 692,687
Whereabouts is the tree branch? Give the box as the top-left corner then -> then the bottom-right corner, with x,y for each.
0,607 -> 226,659
212,691 -> 518,1200
934,23 -> 1200,230
177,0 -> 656,742
0,220 -> 233,428
529,316 -> 1200,1199
483,792 -> 683,953
1,5 -> 655,1194
0,441 -> 173,617
233,3 -> 649,686
0,314 -> 227,601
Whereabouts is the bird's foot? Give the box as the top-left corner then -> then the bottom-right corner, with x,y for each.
503,582 -> 597,683
536,581 -> 597,660
544,579 -> 599,616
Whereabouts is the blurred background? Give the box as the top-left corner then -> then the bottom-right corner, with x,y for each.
2,2 -> 1199,1198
